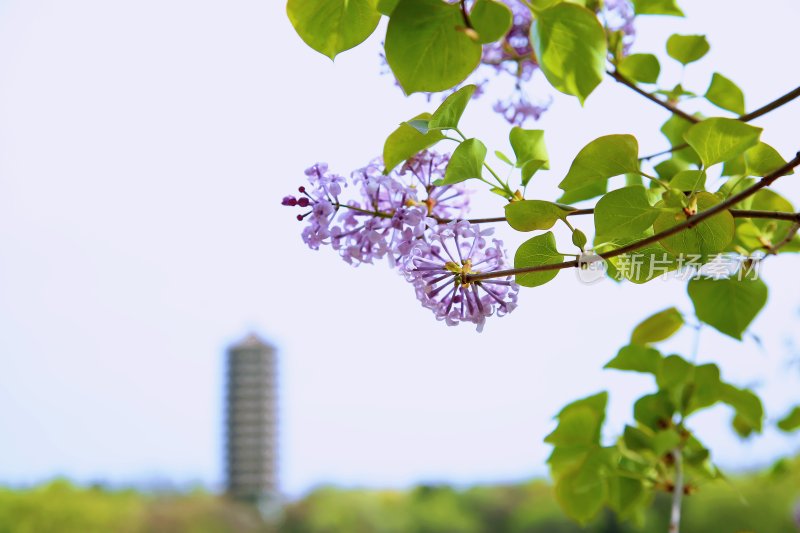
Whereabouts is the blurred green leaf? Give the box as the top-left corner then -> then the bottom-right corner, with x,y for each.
631,307 -> 684,345
666,34 -> 710,65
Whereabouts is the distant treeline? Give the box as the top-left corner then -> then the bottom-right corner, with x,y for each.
1,457 -> 798,533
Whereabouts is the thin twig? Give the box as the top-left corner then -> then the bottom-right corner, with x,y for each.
607,70 -> 700,124
739,85 -> 800,122
458,0 -> 472,28
767,222 -> 800,255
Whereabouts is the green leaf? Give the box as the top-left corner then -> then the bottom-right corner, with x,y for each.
547,392 -> 607,445
509,127 -> 549,169
666,34 -> 709,65
546,392 -> 608,447
656,354 -> 693,390
777,406 -> 800,432
634,391 -> 674,430
572,229 -> 587,249
617,54 -> 660,84
287,0 -> 381,60
661,115 -> 700,165
377,0 -> 400,15
684,117 -> 762,168
669,170 -> 705,191
385,0 -> 482,94
436,138 -> 487,185
631,307 -> 684,345
554,459 -> 607,525
558,135 -> 639,192
594,186 -> 659,240
531,3 -> 606,104
607,476 -> 646,519
521,160 -> 547,185
428,85 -> 476,131
652,429 -> 682,456
605,344 -> 661,374
383,113 -> 445,172
656,83 -> 697,102
744,142 -> 791,176
623,425 -> 654,452
557,181 -> 607,204
686,363 -> 722,413
748,189 -> 796,247
495,150 -> 514,166
654,192 -> 735,257
404,118 -> 430,134
720,384 -> 764,435
631,0 -> 684,16
654,158 -> 689,181
470,0 -> 513,44
505,200 -> 568,232
687,277 -> 768,339
704,73 -> 745,115
514,231 -> 565,287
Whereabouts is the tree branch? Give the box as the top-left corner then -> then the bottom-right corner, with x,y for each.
668,449 -> 684,533
466,152 -> 800,282
739,85 -> 800,122
438,209 -> 800,225
640,84 -> 800,161
607,70 -> 700,124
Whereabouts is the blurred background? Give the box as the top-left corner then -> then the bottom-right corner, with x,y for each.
1,0 -> 799,531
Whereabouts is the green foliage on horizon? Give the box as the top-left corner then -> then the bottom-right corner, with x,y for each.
4,467 -> 800,533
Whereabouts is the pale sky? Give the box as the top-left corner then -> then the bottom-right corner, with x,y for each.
0,0 -> 799,497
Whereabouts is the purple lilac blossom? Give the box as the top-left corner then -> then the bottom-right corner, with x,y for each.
603,0 -> 636,54
340,159 -> 431,266
493,94 -> 552,126
402,221 -> 519,331
284,160 -> 438,267
286,163 -> 344,250
380,0 -> 636,126
398,150 -> 471,220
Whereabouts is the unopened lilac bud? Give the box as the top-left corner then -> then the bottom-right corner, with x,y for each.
297,197 -> 310,207
282,195 -> 297,206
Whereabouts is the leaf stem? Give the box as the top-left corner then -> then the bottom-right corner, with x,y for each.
638,171 -> 670,190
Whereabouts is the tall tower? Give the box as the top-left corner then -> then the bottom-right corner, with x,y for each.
224,333 -> 278,507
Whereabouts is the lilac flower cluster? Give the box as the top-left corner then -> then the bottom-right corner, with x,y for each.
603,0 -> 636,54
381,0 -> 636,126
403,221 -> 518,332
283,151 -> 518,329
